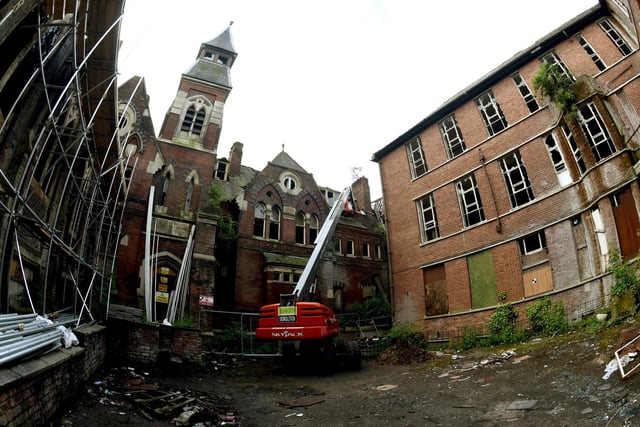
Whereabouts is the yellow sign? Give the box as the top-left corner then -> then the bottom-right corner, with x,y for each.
155,291 -> 169,303
157,284 -> 168,292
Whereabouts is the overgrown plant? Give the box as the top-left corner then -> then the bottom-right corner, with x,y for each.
608,248 -> 639,297
347,296 -> 391,320
488,303 -> 521,344
532,62 -> 578,119
386,322 -> 427,349
208,182 -> 224,211
525,296 -> 568,336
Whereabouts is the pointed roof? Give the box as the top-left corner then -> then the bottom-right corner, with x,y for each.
203,26 -> 237,56
183,60 -> 232,87
269,151 -> 308,173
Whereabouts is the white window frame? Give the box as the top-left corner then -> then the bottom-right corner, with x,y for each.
561,122 -> 587,174
417,194 -> 439,242
578,102 -> 616,162
576,34 -> 606,71
475,91 -> 508,136
500,151 -> 534,208
544,134 -> 572,186
456,174 -> 485,227
511,72 -> 539,113
519,231 -> 547,255
439,114 -> 466,158
346,239 -> 355,256
599,19 -> 632,56
406,137 -> 427,179
542,51 -> 574,81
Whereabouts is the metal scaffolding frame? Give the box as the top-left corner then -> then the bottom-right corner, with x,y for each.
0,0 -> 126,324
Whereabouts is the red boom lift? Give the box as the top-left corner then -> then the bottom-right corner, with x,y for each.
255,187 -> 361,370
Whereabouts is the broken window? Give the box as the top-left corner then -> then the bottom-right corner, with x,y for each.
253,202 -> 266,238
417,193 -> 439,242
541,51 -> 574,81
512,72 -> 539,113
180,104 -> 206,138
362,242 -> 370,258
599,19 -> 632,56
215,161 -> 228,181
309,214 -> 319,243
439,114 -> 466,158
578,101 -> 616,162
561,122 -> 587,174
519,231 -> 547,255
405,137 -> 427,179
269,206 -> 281,240
347,240 -> 355,256
456,174 -> 484,227
476,90 -> 508,136
577,34 -> 606,71
500,151 -> 534,208
544,134 -> 572,186
295,212 -> 305,244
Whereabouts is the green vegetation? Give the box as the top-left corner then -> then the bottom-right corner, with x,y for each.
207,182 -> 224,211
347,296 -> 391,320
532,61 -> 578,118
386,322 -> 427,349
609,249 -> 639,298
488,303 -> 524,344
525,296 -> 568,337
172,315 -> 195,328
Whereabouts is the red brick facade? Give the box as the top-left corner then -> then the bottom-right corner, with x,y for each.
373,1 -> 640,334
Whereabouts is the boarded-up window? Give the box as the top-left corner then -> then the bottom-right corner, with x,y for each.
468,251 -> 497,309
523,264 -> 553,297
424,264 -> 447,316
611,186 -> 640,260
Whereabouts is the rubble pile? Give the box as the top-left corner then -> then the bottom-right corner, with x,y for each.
72,366 -> 242,426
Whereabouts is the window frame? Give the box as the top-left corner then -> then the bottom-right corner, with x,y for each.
268,206 -> 281,240
439,114 -> 466,158
576,34 -> 606,71
519,231 -> 547,255
295,212 -> 306,244
544,133 -> 572,186
578,101 -> 616,162
346,239 -> 355,256
599,19 -> 632,56
541,51 -> 574,81
416,193 -> 440,242
455,174 -> 485,227
475,90 -> 508,136
253,202 -> 266,238
500,151 -> 534,208
405,137 -> 428,179
511,72 -> 539,113
561,122 -> 587,174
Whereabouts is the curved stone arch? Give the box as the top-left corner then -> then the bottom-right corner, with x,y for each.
185,169 -> 200,185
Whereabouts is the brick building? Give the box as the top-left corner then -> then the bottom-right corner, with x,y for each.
116,27 -> 236,322
372,0 -> 640,334
117,28 -> 389,321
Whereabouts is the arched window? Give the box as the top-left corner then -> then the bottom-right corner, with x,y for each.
253,203 -> 266,238
184,178 -> 194,213
309,214 -> 319,244
180,104 -> 207,137
181,105 -> 196,132
295,212 -> 306,244
269,206 -> 281,240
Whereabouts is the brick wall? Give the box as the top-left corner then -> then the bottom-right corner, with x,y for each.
0,325 -> 106,426
107,318 -> 203,366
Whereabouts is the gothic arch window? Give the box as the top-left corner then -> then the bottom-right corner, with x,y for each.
295,212 -> 306,244
269,206 -> 281,240
253,202 -> 266,238
179,97 -> 210,140
185,178 -> 194,213
309,214 -> 319,243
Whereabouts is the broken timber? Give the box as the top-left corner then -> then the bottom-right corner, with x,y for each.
125,389 -> 196,418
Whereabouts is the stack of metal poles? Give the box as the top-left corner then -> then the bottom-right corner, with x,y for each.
0,313 -> 63,367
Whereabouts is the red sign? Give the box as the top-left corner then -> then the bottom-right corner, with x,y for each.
199,295 -> 214,307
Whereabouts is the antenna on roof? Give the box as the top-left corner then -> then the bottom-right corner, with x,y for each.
282,143 -> 285,152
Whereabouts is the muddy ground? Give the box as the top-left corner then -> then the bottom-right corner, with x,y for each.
54,319 -> 640,426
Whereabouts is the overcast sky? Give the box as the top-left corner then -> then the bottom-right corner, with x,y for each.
118,0 -> 597,200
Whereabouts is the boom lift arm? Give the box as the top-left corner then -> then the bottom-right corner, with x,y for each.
256,187 -> 361,373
